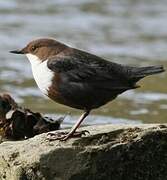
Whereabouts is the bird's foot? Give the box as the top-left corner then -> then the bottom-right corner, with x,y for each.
46,130 -> 90,141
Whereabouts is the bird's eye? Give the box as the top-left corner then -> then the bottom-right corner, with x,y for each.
31,46 -> 36,52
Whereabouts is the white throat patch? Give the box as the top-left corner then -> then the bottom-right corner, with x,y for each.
26,53 -> 54,95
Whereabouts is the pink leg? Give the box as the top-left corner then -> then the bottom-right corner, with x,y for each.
47,110 -> 90,141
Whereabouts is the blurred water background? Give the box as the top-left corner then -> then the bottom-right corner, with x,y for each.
0,0 -> 167,126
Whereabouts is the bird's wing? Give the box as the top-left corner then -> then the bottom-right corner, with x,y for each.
47,50 -> 134,90
47,55 -> 97,81
47,51 -> 136,109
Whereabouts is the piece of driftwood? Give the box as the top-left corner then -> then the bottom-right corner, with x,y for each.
0,94 -> 63,140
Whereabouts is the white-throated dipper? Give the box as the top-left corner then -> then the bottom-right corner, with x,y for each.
10,38 -> 165,140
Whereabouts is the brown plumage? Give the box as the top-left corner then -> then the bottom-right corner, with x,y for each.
10,38 -> 165,140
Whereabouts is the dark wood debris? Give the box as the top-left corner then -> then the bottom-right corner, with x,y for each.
0,94 -> 64,140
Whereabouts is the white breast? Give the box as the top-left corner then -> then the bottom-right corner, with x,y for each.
26,54 -> 54,95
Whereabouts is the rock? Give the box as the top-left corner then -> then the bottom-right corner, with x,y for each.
0,124 -> 167,180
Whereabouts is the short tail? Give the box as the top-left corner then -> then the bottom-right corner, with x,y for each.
130,65 -> 165,81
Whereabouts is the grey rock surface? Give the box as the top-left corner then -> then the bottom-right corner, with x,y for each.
0,124 -> 167,180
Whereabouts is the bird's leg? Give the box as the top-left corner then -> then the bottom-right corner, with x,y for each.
47,110 -> 90,141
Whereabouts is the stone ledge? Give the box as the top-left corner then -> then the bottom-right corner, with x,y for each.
0,124 -> 167,180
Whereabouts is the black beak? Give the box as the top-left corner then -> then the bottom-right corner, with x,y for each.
10,49 -> 25,54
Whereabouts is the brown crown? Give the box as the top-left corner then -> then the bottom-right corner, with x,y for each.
11,38 -> 68,61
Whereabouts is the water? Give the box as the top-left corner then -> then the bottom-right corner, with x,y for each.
0,0 -> 167,126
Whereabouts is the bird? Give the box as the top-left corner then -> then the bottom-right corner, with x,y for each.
10,38 -> 165,140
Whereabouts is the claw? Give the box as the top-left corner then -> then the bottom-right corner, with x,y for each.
46,130 -> 90,141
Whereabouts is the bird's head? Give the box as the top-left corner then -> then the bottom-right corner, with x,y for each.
10,38 -> 67,64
